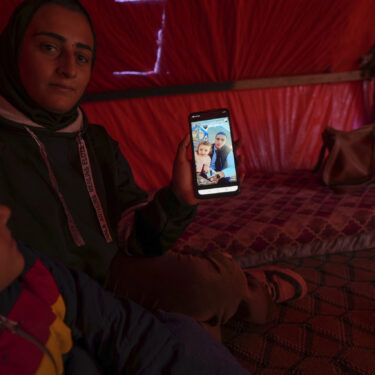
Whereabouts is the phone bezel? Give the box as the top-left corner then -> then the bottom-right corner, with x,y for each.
188,108 -> 240,199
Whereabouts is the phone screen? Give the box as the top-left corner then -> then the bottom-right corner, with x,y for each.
188,108 -> 240,199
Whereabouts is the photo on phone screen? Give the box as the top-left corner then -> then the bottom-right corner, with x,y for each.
188,108 -> 240,198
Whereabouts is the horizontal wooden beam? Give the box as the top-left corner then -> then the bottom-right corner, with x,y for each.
82,81 -> 233,102
232,70 -> 363,90
82,70 -> 364,103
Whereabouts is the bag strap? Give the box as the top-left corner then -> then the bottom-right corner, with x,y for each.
312,141 -> 327,173
312,127 -> 334,173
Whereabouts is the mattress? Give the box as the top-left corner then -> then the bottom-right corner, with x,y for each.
172,170 -> 375,267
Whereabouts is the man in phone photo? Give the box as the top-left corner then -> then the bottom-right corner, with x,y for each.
209,132 -> 236,184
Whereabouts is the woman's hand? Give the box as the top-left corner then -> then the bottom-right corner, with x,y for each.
172,134 -> 200,205
171,135 -> 244,204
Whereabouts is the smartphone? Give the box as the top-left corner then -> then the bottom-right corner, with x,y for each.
188,108 -> 240,199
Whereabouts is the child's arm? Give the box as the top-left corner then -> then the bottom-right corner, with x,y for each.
42,253 -> 186,374
43,252 -> 249,375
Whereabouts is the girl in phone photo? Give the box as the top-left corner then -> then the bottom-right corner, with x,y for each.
195,140 -> 212,176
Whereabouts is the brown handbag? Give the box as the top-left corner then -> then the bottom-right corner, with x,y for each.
313,124 -> 375,193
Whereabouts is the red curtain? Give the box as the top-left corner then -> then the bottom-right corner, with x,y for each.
1,0 -> 374,92
77,0 -> 375,93
1,0 -> 374,191
82,80 -> 374,191
77,0 -> 375,191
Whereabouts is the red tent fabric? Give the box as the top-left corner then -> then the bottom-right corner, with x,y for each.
1,0 -> 375,191
81,82 -> 373,190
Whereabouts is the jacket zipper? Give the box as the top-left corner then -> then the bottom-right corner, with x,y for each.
0,314 -> 58,374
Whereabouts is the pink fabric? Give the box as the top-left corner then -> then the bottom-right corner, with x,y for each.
0,96 -> 83,133
195,155 -> 211,174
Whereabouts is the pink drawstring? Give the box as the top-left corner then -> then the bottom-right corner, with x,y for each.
25,127 -> 85,247
25,126 -> 113,246
76,133 -> 113,243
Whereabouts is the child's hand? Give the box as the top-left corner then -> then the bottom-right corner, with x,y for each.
209,171 -> 225,183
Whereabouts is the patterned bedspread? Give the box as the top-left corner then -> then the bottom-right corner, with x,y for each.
172,170 -> 375,267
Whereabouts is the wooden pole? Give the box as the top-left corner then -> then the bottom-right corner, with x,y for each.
232,70 -> 363,90
82,70 -> 365,103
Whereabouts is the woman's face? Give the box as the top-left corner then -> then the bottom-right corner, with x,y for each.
198,144 -> 210,156
214,134 -> 226,149
18,4 -> 94,114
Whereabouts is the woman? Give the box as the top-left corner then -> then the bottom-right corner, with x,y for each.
0,0 -> 307,342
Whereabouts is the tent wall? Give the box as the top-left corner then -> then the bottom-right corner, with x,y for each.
1,0 -> 375,191
2,0 -> 374,93
81,80 -> 374,192
82,0 -> 375,94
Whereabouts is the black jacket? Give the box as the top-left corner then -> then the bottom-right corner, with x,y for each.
210,144 -> 232,171
0,115 -> 196,283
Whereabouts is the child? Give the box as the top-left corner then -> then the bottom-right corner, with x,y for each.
0,204 -> 250,374
195,140 -> 212,175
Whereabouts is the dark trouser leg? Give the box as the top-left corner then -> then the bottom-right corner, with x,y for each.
158,311 -> 251,374
108,250 -> 275,341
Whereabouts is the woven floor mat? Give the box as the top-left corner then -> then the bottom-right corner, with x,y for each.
223,249 -> 375,375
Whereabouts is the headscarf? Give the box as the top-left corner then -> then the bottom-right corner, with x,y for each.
215,131 -> 227,138
0,0 -> 96,130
